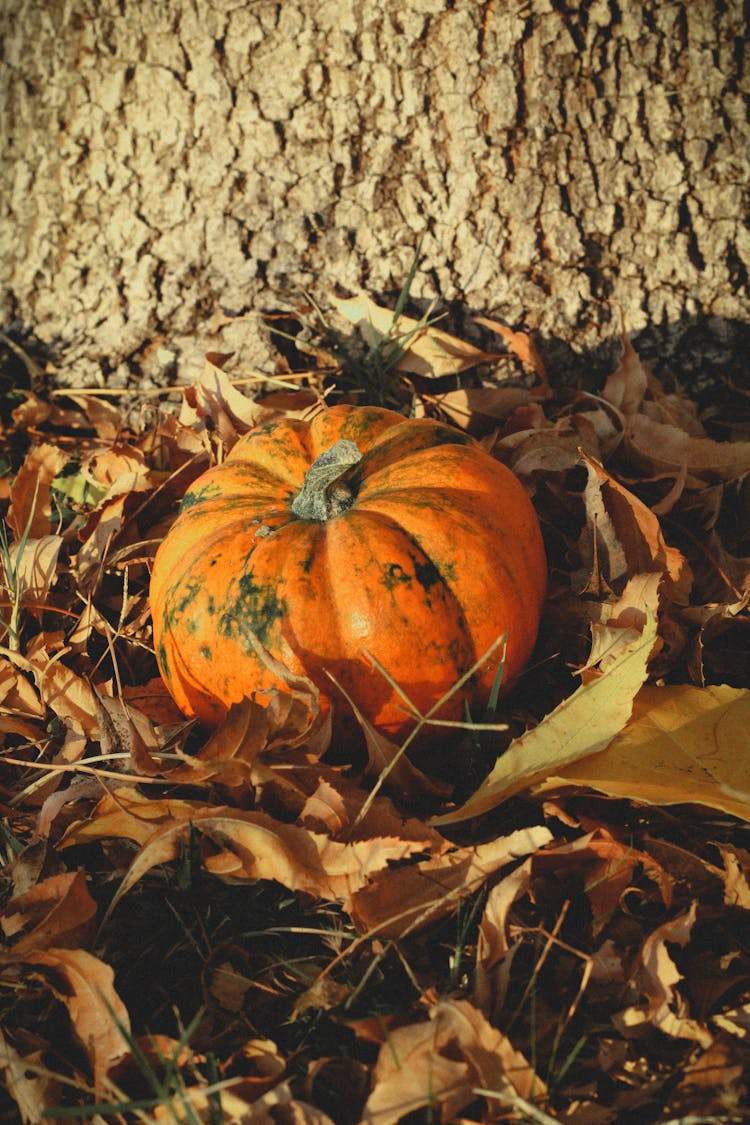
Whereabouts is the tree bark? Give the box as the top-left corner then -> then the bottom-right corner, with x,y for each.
2,0 -> 748,389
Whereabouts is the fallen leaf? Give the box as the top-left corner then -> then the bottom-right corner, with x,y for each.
7,443 -> 67,539
350,824 -> 553,938
434,611 -> 659,824
153,1081 -> 336,1124
477,828 -> 671,970
361,999 -> 544,1125
20,948 -> 130,1090
334,294 -> 499,377
625,414 -> 750,482
61,787 -> 212,849
0,870 -> 97,955
64,795 -> 454,922
180,355 -> 274,446
0,1028 -> 61,1125
8,536 -> 62,611
427,386 -> 532,433
579,452 -> 693,602
600,326 -> 650,416
615,902 -> 712,1046
534,684 -> 750,821
473,315 -> 549,389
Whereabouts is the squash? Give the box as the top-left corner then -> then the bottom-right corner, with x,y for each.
150,405 -> 547,747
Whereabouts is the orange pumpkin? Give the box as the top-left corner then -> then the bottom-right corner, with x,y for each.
150,405 -> 546,746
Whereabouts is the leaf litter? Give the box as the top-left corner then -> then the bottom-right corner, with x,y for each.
0,297 -> 749,1123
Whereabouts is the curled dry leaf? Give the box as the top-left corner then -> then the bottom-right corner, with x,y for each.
0,1027 -> 61,1125
97,694 -> 163,777
578,451 -> 692,603
8,536 -> 62,611
615,901 -> 713,1047
0,646 -> 101,769
476,827 -> 672,993
7,443 -> 67,539
426,386 -> 533,434
473,315 -> 550,390
350,824 -> 552,939
154,1081 -> 336,1125
63,793 -> 451,924
0,870 -> 97,955
61,787 -> 213,849
625,414 -> 750,483
19,948 -> 130,1091
361,998 -> 544,1125
600,324 -> 651,416
62,787 -> 548,940
179,355 -> 287,449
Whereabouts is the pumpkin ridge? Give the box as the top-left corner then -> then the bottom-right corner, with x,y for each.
339,505 -> 473,651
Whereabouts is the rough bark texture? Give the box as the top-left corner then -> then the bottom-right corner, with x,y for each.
2,0 -> 749,389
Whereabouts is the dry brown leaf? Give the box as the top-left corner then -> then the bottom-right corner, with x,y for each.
61,787 -> 212,849
83,443 -> 148,490
434,610 -> 659,825
74,493 -> 131,594
579,452 -> 693,602
167,689 -> 328,804
350,694 -> 451,803
154,1081 -> 337,1125
534,683 -> 750,821
121,678 -> 188,726
600,328 -> 650,416
7,443 -> 67,539
583,573 -> 662,674
719,846 -> 750,910
0,1028 -> 61,1125
361,999 -> 544,1125
8,535 -> 62,610
428,387 -> 532,432
11,390 -> 52,429
334,294 -> 499,377
97,695 -> 163,777
64,794 -> 454,923
0,655 -> 45,721
67,393 -> 129,441
473,315 -> 549,388
180,355 -> 272,446
0,870 -> 97,955
615,902 -> 712,1047
360,1015 -> 470,1125
25,649 -> 102,753
298,770 -> 450,847
21,948 -> 130,1090
475,828 -> 673,1017
0,647 -> 100,765
625,413 -> 750,482
351,825 -> 552,939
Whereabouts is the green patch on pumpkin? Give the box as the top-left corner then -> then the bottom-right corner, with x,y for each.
220,573 -> 285,645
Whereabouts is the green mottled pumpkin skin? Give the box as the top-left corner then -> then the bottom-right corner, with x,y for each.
150,405 -> 547,745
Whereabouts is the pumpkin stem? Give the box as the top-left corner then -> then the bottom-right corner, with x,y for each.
291,438 -> 363,521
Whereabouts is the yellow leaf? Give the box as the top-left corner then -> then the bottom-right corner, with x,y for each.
433,612 -> 658,825
535,683 -> 750,821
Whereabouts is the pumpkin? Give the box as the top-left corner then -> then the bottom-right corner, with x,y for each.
150,405 -> 547,748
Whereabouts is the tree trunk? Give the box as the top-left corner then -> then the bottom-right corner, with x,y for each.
2,0 -> 748,390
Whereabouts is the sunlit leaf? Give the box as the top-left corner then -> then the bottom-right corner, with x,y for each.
535,683 -> 750,821
434,612 -> 659,825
